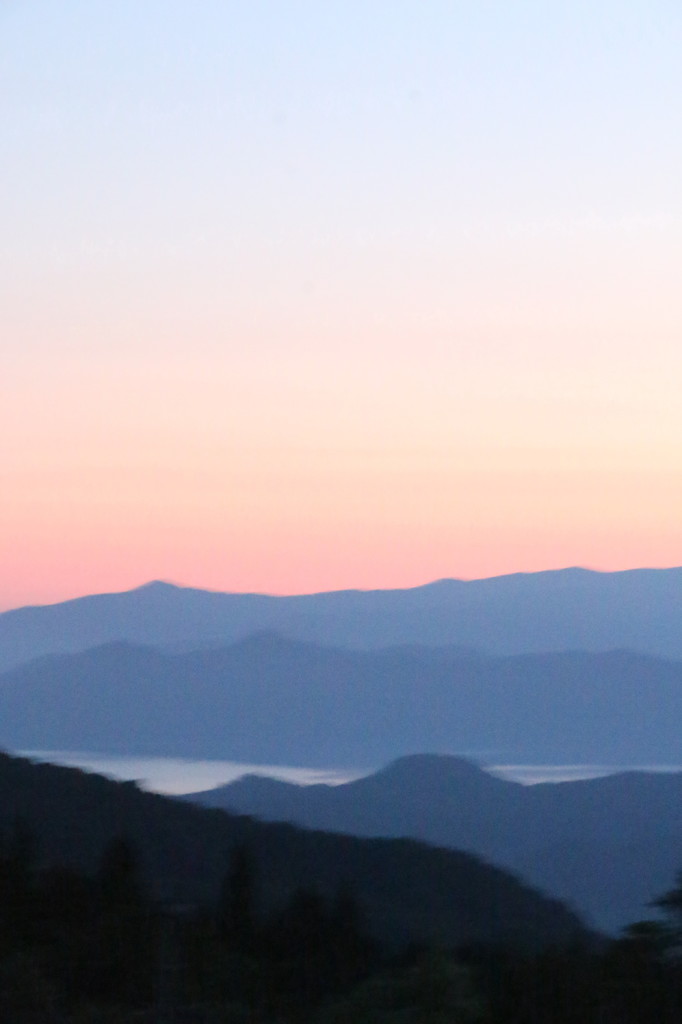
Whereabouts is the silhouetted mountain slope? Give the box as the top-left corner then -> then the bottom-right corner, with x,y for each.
1,637 -> 681,765
185,755 -> 682,933
0,751 -> 587,951
1,566 -> 681,671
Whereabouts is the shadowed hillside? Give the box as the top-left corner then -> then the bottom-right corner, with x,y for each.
1,637 -> 681,766
185,754 -> 682,933
0,750 -> 588,952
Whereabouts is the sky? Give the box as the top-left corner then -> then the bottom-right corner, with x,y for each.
2,0 -> 681,610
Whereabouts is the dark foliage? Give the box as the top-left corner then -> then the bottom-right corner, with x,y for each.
0,751 -> 586,951
0,809 -> 681,1021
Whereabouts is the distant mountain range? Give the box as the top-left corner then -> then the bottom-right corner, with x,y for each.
1,635 -> 680,766
1,566 -> 681,672
2,568 -> 679,941
184,754 -> 682,933
0,751 -> 588,951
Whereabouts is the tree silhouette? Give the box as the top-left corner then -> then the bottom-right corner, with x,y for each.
652,871 -> 682,952
217,842 -> 257,949
91,836 -> 153,1007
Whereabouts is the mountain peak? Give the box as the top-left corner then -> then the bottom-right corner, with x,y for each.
135,580 -> 181,592
378,754 -> 489,781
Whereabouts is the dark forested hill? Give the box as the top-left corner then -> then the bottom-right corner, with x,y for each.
185,755 -> 682,933
1,636 -> 681,766
0,751 -> 587,951
1,565 -> 681,672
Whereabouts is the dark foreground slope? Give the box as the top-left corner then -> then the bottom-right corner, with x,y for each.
1,566 -> 681,672
0,751 -> 587,952
186,755 -> 682,933
1,636 -> 681,765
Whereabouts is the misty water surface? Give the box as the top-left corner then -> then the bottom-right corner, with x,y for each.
18,750 -> 682,795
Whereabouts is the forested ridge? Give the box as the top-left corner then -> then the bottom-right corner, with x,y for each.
187,754 -> 682,932
1,752 -> 681,1021
0,753 -> 582,949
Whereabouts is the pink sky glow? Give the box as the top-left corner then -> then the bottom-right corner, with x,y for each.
2,3 -> 681,611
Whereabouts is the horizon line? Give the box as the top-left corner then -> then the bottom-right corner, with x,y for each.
2,562 -> 681,616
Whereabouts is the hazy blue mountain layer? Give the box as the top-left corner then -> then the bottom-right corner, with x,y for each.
185,754 -> 682,933
1,636 -> 680,767
0,751 -> 588,951
1,565 -> 681,671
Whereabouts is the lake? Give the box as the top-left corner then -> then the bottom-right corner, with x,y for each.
16,749 -> 682,794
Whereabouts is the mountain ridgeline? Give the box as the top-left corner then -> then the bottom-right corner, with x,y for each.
1,635 -> 680,766
184,754 -> 682,933
1,566 -> 682,1021
1,565 -> 681,672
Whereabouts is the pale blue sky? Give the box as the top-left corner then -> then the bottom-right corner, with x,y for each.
4,1 -> 680,330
